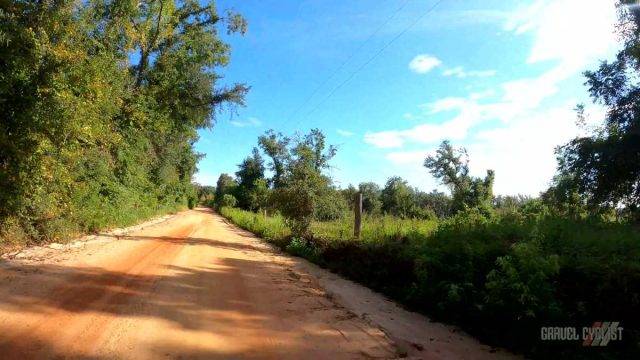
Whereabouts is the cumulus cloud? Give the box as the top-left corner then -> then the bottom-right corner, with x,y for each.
384,103 -> 605,195
229,117 -> 261,128
408,54 -> 442,74
366,0 -> 619,195
443,66 -> 496,78
505,0 -> 618,70
364,70 -> 556,150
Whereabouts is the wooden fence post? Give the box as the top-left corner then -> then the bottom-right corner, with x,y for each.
354,192 -> 362,239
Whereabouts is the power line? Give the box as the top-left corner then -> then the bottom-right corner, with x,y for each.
283,0 -> 412,126
298,0 -> 445,125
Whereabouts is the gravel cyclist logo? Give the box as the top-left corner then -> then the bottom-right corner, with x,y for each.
540,322 -> 623,346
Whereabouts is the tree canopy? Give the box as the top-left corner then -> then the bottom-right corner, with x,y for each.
0,0 -> 246,241
424,141 -> 494,213
554,1 -> 640,215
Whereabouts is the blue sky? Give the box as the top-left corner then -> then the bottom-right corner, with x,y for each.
194,0 -> 620,196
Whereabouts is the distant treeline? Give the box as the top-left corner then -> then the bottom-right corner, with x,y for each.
0,1 -> 247,245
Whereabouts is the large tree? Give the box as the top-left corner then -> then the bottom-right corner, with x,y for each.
235,148 -> 266,210
424,141 -> 494,213
380,177 -> 416,218
265,129 -> 339,237
359,182 -> 383,215
555,1 -> 640,215
0,1 -> 247,241
214,173 -> 237,207
258,130 -> 290,189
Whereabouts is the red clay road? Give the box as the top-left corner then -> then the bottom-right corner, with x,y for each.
0,208 -> 516,359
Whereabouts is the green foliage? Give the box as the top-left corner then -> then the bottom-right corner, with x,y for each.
416,190 -> 452,218
235,148 -> 266,210
485,241 -> 561,320
219,206 -> 290,246
286,237 -> 320,262
271,165 -> 327,237
258,130 -> 291,189
0,1 -> 246,245
246,178 -> 271,212
222,205 -> 640,358
554,4 -> 640,216
314,189 -> 349,221
255,128 -> 338,237
214,173 -> 237,207
196,185 -> 216,205
220,194 -> 237,208
359,182 -> 383,215
425,141 -> 494,213
380,177 -> 435,219
380,177 -> 416,217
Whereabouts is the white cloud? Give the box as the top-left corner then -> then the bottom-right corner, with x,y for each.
467,104 -> 606,195
386,150 -> 429,165
336,129 -> 354,137
408,54 -> 441,74
364,131 -> 405,148
443,66 -> 497,78
505,0 -> 618,70
364,0 -> 619,195
229,117 -> 262,128
364,113 -> 473,149
382,103 -> 606,195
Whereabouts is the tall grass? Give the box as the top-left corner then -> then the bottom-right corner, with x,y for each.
219,207 -> 290,246
311,214 -> 437,244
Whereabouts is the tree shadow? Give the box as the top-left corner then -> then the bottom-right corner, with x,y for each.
98,233 -> 273,254
0,253 -> 382,358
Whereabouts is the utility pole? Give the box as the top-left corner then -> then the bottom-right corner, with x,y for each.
354,192 -> 362,239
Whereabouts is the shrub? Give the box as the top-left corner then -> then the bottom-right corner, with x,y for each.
314,190 -> 348,221
485,241 -> 561,320
221,207 -> 640,358
220,194 -> 238,208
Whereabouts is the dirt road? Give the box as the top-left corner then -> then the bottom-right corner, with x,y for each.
0,208 -> 514,359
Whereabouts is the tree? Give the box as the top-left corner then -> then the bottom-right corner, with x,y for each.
268,129 -> 338,237
197,185 -> 216,204
0,1 -> 247,241
416,190 -> 452,218
247,178 -> 270,213
215,174 -> 237,207
235,148 -> 265,210
220,194 -> 238,208
258,130 -> 290,189
314,188 -> 348,221
293,129 -> 337,171
424,141 -> 494,213
380,177 -> 416,218
341,185 -> 359,211
359,182 -> 383,215
554,2 -> 640,216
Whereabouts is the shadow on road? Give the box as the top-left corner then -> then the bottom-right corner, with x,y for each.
0,240 -> 350,358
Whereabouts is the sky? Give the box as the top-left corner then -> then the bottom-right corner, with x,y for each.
194,0 -> 621,196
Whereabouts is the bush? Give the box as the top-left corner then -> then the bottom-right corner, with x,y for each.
219,207 -> 290,247
314,190 -> 349,221
220,194 -> 238,208
220,206 -> 640,358
486,241 -> 561,319
286,237 -> 320,262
